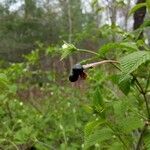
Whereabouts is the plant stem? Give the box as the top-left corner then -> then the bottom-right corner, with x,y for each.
106,123 -> 128,149
83,60 -> 119,69
135,121 -> 149,150
35,138 -> 55,150
6,101 -> 13,120
132,76 -> 150,149
133,76 -> 150,119
77,49 -> 100,56
1,139 -> 19,150
145,72 -> 150,93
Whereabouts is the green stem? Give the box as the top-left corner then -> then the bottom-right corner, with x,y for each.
1,139 -> 19,150
35,138 -> 55,150
135,122 -> 149,150
133,76 -> 150,119
106,123 -> 128,149
145,72 -> 150,93
77,49 -> 100,56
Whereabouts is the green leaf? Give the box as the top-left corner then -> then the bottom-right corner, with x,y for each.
0,73 -> 9,92
119,75 -> 132,95
111,74 -> 132,95
142,20 -> 150,28
119,51 -> 150,81
91,0 -> 98,7
129,3 -> 146,16
98,42 -> 138,57
118,115 -> 143,133
109,142 -> 124,150
113,100 -> 127,120
146,0 -> 150,13
144,131 -> 150,149
84,128 -> 113,148
8,84 -> 17,94
14,126 -> 33,144
84,119 -> 105,138
93,87 -> 104,106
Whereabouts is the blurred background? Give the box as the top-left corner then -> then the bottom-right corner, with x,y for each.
0,0 -> 150,149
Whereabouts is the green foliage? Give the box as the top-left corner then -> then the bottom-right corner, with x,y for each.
64,15 -> 150,149
119,51 -> 150,81
129,2 -> 146,16
110,74 -> 132,95
61,42 -> 77,60
84,127 -> 113,149
146,0 -> 150,13
98,42 -> 138,57
84,119 -> 105,138
0,73 -> 9,91
0,0 -> 150,149
144,130 -> 150,149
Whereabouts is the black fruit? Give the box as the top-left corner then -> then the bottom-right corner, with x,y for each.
69,64 -> 84,82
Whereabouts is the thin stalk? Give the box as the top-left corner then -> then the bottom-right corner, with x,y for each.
133,77 -> 150,119
35,138 -> 55,150
62,128 -> 67,147
6,101 -> 13,120
1,139 -> 19,150
77,48 -> 100,56
59,124 -> 67,147
135,122 -> 149,150
145,72 -> 150,93
132,76 -> 150,149
83,60 -> 119,69
106,123 -> 128,149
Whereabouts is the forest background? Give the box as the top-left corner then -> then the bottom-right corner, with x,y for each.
0,0 -> 150,149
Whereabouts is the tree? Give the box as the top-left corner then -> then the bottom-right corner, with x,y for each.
133,0 -> 146,39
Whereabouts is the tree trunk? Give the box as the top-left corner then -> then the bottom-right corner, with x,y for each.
67,0 -> 74,67
133,0 -> 146,39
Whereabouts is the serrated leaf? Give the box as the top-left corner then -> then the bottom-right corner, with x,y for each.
84,119 -> 105,138
98,42 -> 138,57
119,51 -> 150,82
118,115 -> 143,133
84,128 -> 113,148
113,100 -> 127,119
109,142 -> 124,150
111,74 -> 132,95
129,3 -> 146,16
93,87 -> 104,106
118,75 -> 132,95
